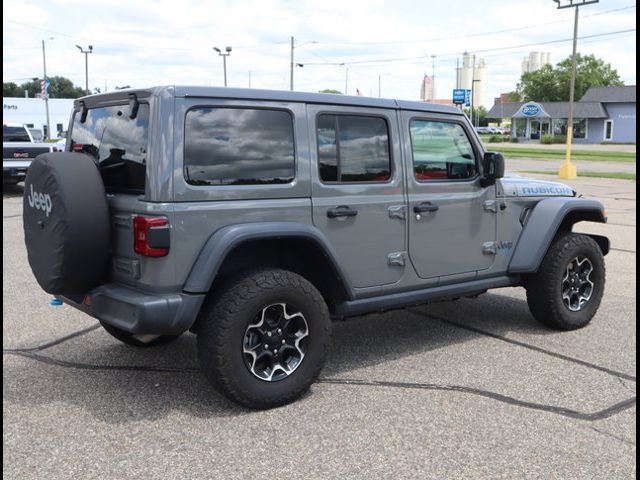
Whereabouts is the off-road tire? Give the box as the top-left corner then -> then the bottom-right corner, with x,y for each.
197,269 -> 331,409
526,233 -> 605,330
100,322 -> 180,347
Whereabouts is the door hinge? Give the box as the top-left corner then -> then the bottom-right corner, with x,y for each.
388,205 -> 406,220
482,242 -> 497,255
387,251 -> 406,266
483,200 -> 498,213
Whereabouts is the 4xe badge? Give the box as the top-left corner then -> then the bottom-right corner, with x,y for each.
27,184 -> 52,217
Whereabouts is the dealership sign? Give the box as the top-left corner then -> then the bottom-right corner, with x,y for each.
514,102 -> 550,118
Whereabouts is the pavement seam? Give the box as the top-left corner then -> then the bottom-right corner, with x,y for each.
4,349 -> 635,422
2,214 -> 22,219
610,247 -> 636,253
3,323 -> 102,353
408,309 -> 636,383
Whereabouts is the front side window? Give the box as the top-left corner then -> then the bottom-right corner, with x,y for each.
410,120 -> 477,181
317,114 -> 391,183
184,108 -> 295,186
70,103 -> 150,194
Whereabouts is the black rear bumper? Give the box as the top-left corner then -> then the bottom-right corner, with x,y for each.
60,285 -> 205,335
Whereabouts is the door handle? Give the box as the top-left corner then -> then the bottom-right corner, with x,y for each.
327,205 -> 358,218
413,202 -> 439,213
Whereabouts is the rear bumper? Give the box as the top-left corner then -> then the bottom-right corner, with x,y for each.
60,285 -> 205,335
3,161 -> 30,182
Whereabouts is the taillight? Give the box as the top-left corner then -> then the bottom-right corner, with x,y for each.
133,216 -> 170,257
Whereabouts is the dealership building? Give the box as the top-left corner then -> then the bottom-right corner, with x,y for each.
486,85 -> 636,144
3,97 -> 74,138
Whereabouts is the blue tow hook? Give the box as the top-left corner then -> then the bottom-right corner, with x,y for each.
50,297 -> 63,306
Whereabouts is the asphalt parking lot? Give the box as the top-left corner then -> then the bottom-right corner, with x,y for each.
3,175 -> 636,480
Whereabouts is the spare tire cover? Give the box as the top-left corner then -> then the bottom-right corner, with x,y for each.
23,152 -> 110,294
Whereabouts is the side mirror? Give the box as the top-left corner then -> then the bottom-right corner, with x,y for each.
480,152 -> 505,187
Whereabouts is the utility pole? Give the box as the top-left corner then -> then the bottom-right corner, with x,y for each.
553,0 -> 599,179
290,36 -> 294,91
345,68 -> 349,95
470,54 -> 476,127
41,38 -> 52,140
431,55 -> 436,100
76,45 -> 93,95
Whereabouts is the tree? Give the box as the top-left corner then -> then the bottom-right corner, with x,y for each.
3,76 -> 85,99
3,82 -> 23,97
318,89 -> 342,94
517,54 -> 623,102
463,106 -> 489,126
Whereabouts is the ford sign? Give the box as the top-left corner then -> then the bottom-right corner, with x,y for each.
521,104 -> 541,116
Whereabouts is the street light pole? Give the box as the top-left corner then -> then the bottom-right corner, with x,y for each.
41,38 -> 53,140
553,0 -> 599,179
76,45 -> 93,95
213,46 -> 232,86
431,55 -> 436,99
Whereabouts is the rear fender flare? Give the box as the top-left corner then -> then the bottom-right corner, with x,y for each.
183,222 -> 354,299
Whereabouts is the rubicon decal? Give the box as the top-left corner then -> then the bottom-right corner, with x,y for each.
27,184 -> 52,217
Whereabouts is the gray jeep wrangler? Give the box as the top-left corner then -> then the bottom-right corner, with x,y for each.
23,87 -> 608,409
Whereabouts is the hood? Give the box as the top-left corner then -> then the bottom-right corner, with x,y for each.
499,173 -> 575,198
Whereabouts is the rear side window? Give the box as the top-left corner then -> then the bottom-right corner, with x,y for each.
184,108 -> 295,186
410,120 -> 477,181
70,104 -> 149,194
317,114 -> 391,183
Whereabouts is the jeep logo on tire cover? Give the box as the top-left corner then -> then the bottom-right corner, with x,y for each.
27,184 -> 52,217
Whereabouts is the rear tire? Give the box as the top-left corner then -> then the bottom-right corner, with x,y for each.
197,269 -> 331,409
100,322 -> 180,347
526,233 -> 605,330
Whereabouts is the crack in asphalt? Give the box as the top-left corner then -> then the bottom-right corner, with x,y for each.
2,322 -> 636,422
589,426 -> 637,448
2,214 -> 22,219
409,309 -> 636,383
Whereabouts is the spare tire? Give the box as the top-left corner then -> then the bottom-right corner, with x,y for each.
23,152 -> 110,294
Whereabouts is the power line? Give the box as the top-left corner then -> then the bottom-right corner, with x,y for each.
339,28 -> 636,66
309,5 -> 636,46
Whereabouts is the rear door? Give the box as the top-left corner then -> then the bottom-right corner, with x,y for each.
308,105 -> 406,289
402,112 -> 497,281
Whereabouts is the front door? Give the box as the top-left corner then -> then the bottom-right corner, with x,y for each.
402,113 -> 497,281
308,105 -> 406,289
530,120 -> 541,139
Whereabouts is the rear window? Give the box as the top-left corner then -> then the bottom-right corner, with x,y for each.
70,104 -> 150,194
3,126 -> 31,142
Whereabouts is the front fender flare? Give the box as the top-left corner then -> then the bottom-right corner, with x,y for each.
509,197 -> 606,274
182,222 -> 354,299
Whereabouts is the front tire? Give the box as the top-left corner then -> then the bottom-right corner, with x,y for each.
526,233 -> 605,330
197,269 -> 331,409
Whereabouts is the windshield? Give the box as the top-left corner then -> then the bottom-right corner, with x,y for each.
70,103 -> 149,194
3,126 -> 31,142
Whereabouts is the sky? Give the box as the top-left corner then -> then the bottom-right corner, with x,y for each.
2,0 -> 637,107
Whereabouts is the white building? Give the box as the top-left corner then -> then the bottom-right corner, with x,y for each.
521,51 -> 551,74
455,53 -> 489,109
420,75 -> 434,101
3,97 -> 75,138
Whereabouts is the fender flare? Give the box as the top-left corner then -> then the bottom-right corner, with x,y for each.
182,221 -> 354,299
508,197 -> 607,274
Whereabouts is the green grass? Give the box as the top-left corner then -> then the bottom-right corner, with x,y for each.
522,170 -> 636,181
492,146 -> 636,163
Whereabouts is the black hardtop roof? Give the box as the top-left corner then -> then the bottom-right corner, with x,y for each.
76,85 -> 463,115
